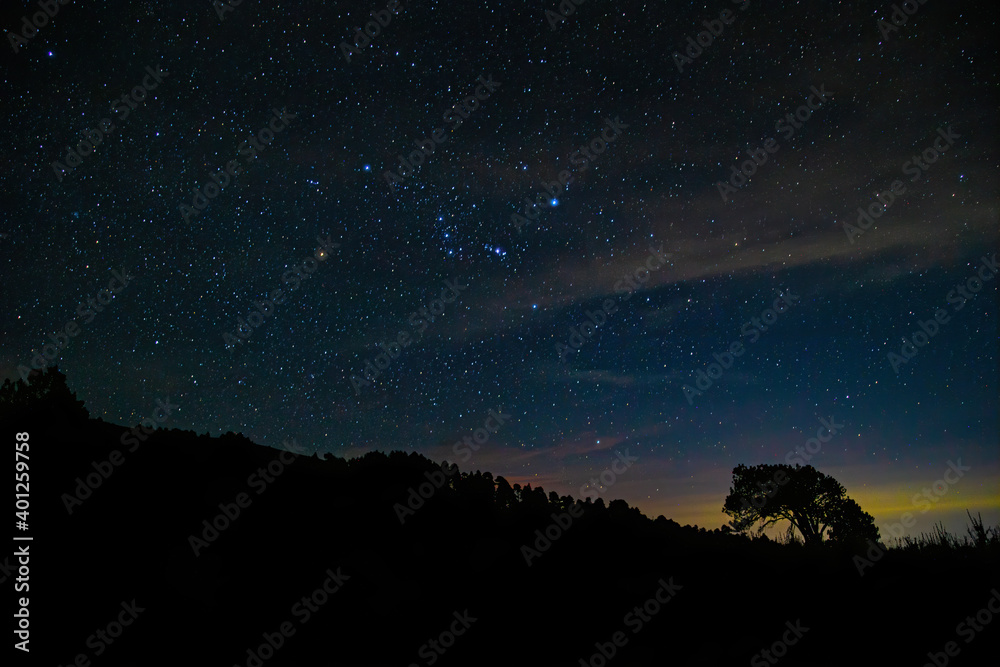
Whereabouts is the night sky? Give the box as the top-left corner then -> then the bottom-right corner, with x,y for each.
2,0 -> 997,536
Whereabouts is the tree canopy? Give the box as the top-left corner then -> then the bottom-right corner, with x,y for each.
0,366 -> 88,422
722,463 -> 879,546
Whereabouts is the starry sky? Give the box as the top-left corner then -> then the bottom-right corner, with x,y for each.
1,0 -> 997,536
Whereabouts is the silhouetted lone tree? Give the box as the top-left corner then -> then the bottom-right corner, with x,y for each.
722,463 -> 879,546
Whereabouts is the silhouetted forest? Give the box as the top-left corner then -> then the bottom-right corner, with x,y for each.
4,368 -> 998,666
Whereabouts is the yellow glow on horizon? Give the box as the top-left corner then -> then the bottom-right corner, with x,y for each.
638,475 -> 1000,539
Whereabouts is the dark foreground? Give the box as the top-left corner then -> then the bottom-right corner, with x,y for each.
6,377 -> 999,667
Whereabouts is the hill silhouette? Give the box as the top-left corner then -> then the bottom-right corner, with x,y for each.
4,368 -> 998,666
